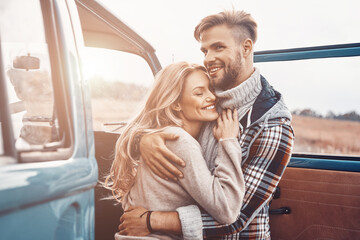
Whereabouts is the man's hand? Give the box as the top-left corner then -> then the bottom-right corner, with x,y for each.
119,206 -> 182,235
140,132 -> 185,180
118,206 -> 149,236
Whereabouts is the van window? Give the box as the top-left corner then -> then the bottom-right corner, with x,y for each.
255,56 -> 360,156
0,113 -> 3,155
83,47 -> 154,132
0,0 -> 61,153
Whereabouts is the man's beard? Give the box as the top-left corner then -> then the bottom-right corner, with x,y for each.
212,53 -> 242,91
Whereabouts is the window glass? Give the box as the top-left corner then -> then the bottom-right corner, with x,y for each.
251,1 -> 360,51
0,113 -> 3,155
83,47 -> 154,132
255,56 -> 360,156
0,0 -> 61,151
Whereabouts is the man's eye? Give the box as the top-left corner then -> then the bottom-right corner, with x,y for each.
216,45 -> 224,50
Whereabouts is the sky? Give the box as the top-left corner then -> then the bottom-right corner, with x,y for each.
85,0 -> 360,115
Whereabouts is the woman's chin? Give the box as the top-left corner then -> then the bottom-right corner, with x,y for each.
204,112 -> 219,122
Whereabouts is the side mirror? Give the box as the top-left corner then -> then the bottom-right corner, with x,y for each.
13,54 -> 40,70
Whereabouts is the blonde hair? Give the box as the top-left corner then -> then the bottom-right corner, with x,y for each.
105,62 -> 207,201
194,10 -> 257,44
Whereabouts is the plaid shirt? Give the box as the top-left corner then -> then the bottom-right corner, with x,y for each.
202,117 -> 294,239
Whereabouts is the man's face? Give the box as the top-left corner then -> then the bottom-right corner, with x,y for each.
200,25 -> 243,90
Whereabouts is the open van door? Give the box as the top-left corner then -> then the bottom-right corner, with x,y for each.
75,1 -> 162,239
255,44 -> 360,239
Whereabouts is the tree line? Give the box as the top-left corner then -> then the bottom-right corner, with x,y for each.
292,109 -> 360,122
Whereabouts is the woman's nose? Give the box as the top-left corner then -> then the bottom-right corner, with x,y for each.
206,92 -> 216,102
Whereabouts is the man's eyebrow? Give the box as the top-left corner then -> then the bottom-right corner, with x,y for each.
200,41 -> 225,52
209,41 -> 225,48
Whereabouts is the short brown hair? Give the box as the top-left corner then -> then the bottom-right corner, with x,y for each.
194,10 -> 257,44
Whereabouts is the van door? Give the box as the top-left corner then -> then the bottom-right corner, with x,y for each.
0,1 -> 97,239
254,43 -> 360,239
75,1 -> 162,239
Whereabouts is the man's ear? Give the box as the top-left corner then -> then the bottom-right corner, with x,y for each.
171,103 -> 182,112
242,39 -> 253,58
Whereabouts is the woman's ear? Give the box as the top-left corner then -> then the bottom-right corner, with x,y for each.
171,103 -> 182,112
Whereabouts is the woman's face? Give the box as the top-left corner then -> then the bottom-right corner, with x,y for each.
177,70 -> 218,124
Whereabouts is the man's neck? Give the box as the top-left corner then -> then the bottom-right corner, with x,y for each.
234,66 -> 255,89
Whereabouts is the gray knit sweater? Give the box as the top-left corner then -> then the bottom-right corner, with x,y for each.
200,67 -> 262,172
115,126 -> 245,240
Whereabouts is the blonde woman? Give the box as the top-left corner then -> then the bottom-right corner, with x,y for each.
106,62 -> 245,240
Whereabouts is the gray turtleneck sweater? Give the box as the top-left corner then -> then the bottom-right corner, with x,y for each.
199,67 -> 262,172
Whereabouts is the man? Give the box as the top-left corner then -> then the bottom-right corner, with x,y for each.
119,10 -> 294,239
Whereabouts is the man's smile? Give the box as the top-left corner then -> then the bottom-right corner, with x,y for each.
208,65 -> 223,77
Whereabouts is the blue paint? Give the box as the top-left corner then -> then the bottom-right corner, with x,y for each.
289,157 -> 360,172
254,43 -> 360,62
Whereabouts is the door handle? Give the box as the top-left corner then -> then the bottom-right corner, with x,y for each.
269,207 -> 291,215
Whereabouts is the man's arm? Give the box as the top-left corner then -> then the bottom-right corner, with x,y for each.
177,121 -> 294,238
118,206 -> 181,235
138,132 -> 185,180
119,206 -> 203,240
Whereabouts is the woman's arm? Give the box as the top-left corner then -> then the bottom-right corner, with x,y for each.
177,138 -> 244,223
174,109 -> 245,224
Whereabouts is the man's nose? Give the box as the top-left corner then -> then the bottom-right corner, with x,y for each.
204,51 -> 215,65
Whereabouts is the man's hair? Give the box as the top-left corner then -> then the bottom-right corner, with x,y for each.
194,10 -> 257,44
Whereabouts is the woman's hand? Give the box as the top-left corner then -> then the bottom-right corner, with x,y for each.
213,109 -> 239,140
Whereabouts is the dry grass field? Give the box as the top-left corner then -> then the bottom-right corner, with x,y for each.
91,98 -> 360,156
91,98 -> 144,131
292,115 -> 360,155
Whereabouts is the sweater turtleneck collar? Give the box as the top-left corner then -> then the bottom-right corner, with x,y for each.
215,67 -> 262,110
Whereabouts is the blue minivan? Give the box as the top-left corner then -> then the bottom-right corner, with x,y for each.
0,0 -> 359,240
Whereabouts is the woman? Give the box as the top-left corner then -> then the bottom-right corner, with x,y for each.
106,62 -> 245,240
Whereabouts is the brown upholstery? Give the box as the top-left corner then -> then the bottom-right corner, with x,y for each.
270,167 -> 360,240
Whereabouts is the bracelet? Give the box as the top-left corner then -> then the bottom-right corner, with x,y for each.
140,210 -> 153,233
146,211 -> 153,233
